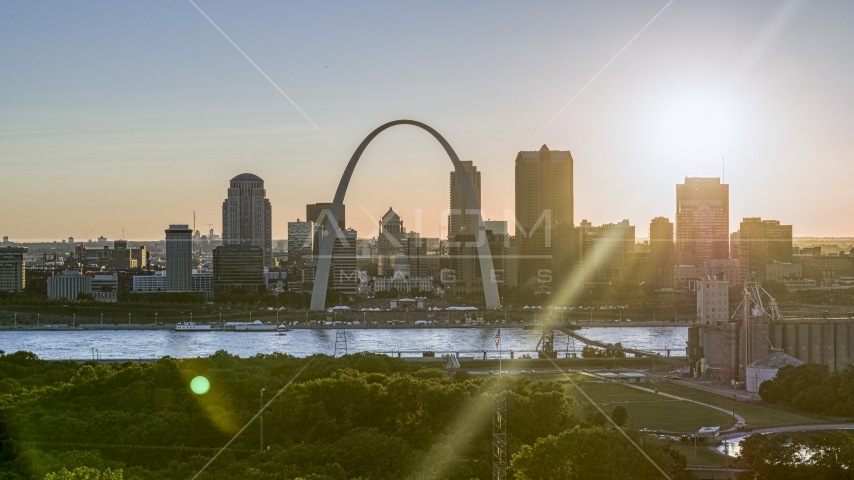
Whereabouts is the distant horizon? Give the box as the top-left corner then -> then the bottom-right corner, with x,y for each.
5,235 -> 854,245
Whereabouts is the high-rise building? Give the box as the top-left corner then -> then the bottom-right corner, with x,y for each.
574,220 -> 635,281
165,224 -> 193,292
676,177 -> 729,266
112,240 -> 131,270
307,202 -> 346,259
306,203 -> 345,230
287,219 -> 315,264
515,145 -> 574,285
735,218 -> 793,281
131,245 -> 148,270
0,247 -> 27,292
649,217 -> 675,288
448,232 -> 506,298
402,233 -> 429,279
377,208 -> 406,276
448,161 -> 481,239
213,244 -> 264,293
222,173 -> 273,267
331,229 -> 358,295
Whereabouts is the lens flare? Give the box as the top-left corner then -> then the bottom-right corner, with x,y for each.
190,375 -> 210,395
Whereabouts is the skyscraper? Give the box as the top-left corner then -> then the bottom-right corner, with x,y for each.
222,173 -> 273,267
515,145 -> 574,285
287,219 -> 315,265
306,203 -> 345,230
676,177 -> 729,266
377,208 -> 406,276
307,202 -> 346,259
165,224 -> 193,292
448,161 -> 481,239
0,247 -> 27,292
649,217 -> 675,288
735,217 -> 793,281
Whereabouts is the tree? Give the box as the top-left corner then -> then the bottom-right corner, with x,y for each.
511,435 -> 573,480
611,405 -> 628,427
44,467 -> 123,480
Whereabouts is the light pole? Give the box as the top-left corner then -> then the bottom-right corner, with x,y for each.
260,388 -> 265,452
128,313 -> 131,325
100,313 -> 103,325
155,312 -> 158,328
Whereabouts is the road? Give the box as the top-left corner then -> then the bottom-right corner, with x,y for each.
720,423 -> 854,441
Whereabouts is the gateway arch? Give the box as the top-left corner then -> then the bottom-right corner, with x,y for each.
309,119 -> 501,311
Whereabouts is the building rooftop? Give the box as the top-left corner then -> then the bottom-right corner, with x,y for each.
231,173 -> 263,182
747,351 -> 805,369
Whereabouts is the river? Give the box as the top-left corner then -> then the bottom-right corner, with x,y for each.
0,326 -> 687,360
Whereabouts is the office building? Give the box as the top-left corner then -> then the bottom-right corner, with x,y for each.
213,244 -> 264,292
0,247 -> 27,292
307,202 -> 346,259
91,273 -> 118,302
307,203 -> 346,230
675,259 -> 742,289
287,220 -> 315,264
131,245 -> 148,270
676,177 -> 729,266
133,271 -> 167,292
447,231 -> 506,298
377,208 -> 406,276
331,229 -> 359,295
734,218 -> 793,281
515,144 -> 574,285
448,161 -> 481,240
222,173 -> 273,267
165,224 -> 193,292
47,270 -> 92,300
649,217 -> 675,288
112,240 -> 132,270
766,262 -> 802,282
575,220 -> 636,282
402,233 -> 430,278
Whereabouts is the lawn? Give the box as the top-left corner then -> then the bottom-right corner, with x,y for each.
649,382 -> 833,429
563,381 -> 738,433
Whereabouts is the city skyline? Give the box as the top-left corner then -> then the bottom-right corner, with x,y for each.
3,1 -> 854,240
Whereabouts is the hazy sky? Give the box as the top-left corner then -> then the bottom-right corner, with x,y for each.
2,1 -> 853,241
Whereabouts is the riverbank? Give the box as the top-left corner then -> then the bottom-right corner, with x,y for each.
0,320 -> 688,331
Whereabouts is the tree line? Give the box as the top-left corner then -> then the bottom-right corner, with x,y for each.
0,350 -> 693,480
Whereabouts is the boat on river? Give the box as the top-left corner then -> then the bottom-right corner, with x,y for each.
175,322 -> 212,332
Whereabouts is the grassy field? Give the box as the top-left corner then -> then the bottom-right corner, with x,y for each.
562,381 -> 738,433
649,382 -> 834,429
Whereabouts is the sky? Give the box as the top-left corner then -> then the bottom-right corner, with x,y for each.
2,0 -> 853,241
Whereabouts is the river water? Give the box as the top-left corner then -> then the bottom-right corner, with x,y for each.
0,326 -> 687,360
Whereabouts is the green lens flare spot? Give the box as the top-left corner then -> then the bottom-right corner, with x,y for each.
190,376 -> 210,395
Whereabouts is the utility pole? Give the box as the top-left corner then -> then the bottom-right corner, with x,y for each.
260,388 -> 265,452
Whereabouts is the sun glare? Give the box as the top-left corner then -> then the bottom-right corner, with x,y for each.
658,95 -> 734,159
